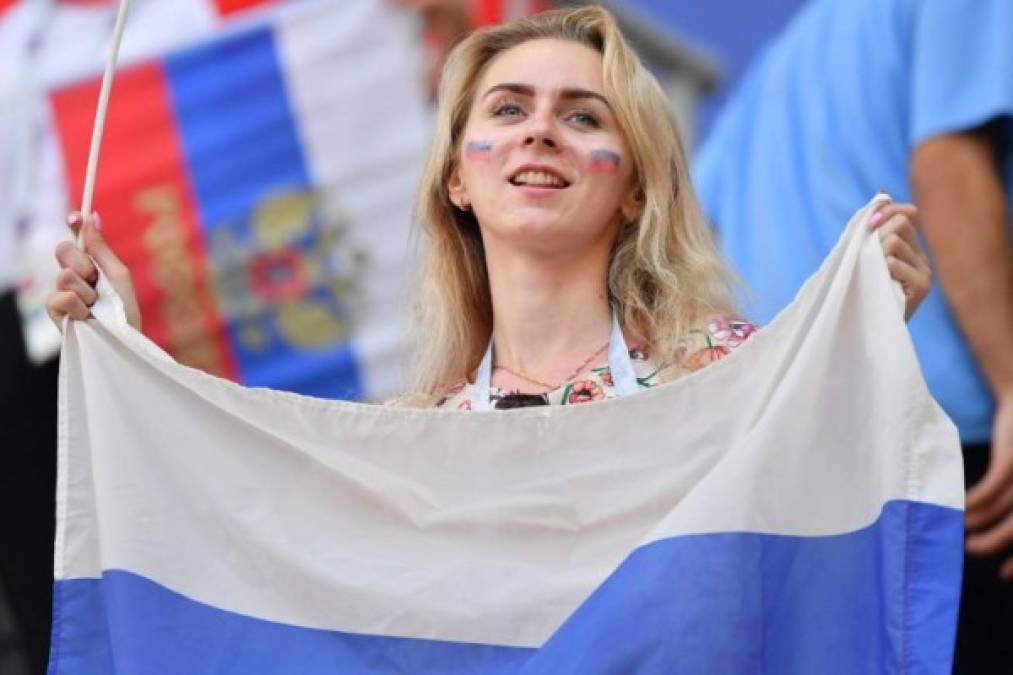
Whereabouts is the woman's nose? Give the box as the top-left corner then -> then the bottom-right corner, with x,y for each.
523,131 -> 559,150
522,114 -> 560,150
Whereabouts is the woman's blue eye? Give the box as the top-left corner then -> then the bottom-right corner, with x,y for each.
494,103 -> 523,117
569,111 -> 600,127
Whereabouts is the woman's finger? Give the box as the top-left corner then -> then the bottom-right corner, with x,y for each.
67,211 -> 85,237
880,228 -> 924,269
55,268 -> 99,306
967,485 -> 1013,530
966,511 -> 1013,557
81,218 -> 130,282
54,240 -> 98,285
76,218 -> 143,331
967,451 -> 1013,510
871,202 -> 918,220
46,289 -> 91,325
869,202 -> 917,230
877,212 -> 922,255
885,254 -> 931,300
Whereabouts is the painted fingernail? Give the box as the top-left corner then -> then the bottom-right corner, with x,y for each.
67,211 -> 81,225
869,211 -> 884,227
91,212 -> 102,230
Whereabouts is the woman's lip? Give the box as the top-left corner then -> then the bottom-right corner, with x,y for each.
508,164 -> 571,185
511,183 -> 567,198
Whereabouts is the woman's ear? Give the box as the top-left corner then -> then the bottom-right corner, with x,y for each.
447,165 -> 470,211
620,185 -> 644,224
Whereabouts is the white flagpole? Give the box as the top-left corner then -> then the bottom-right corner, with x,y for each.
78,0 -> 133,242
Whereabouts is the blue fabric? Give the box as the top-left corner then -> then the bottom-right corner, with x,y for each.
164,27 -> 363,400
48,501 -> 962,674
693,0 -> 1013,443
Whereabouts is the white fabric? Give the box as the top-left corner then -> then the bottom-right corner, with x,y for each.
57,195 -> 963,647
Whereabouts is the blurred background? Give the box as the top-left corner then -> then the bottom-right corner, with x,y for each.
2,1 -> 1009,673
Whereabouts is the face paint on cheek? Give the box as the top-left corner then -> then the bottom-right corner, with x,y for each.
465,141 -> 493,162
589,149 -> 622,174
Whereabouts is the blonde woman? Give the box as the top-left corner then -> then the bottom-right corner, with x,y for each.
47,6 -> 931,410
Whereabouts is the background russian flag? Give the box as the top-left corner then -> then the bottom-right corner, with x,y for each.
48,0 -> 428,400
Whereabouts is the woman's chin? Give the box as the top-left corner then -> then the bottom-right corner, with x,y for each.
488,219 -> 603,254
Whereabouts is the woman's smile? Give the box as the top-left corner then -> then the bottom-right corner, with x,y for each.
508,166 -> 569,188
508,163 -> 571,199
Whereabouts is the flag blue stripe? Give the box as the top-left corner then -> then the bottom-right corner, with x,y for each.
163,26 -> 363,400
48,500 -> 962,674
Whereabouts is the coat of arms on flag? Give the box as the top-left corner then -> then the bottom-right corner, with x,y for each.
16,0 -> 428,401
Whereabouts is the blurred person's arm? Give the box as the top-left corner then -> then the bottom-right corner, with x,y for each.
910,127 -> 1013,576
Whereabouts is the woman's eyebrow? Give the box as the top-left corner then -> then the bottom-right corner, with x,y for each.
482,82 -> 535,100
481,83 -> 610,108
559,88 -> 610,108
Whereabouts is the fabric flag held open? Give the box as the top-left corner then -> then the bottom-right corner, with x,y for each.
51,195 -> 965,673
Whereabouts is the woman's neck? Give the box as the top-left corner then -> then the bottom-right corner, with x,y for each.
484,244 -> 614,390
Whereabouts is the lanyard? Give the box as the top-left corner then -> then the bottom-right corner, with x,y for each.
470,310 -> 639,411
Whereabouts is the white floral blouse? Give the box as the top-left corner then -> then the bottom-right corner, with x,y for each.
436,315 -> 758,411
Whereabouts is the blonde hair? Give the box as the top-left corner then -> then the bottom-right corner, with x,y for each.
409,5 -> 734,395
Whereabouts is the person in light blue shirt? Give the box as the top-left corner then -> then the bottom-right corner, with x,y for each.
692,0 -> 1012,670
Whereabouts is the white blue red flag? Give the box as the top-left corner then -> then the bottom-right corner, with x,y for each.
52,196 -> 965,674
6,0 -> 428,401
2,0 -> 283,339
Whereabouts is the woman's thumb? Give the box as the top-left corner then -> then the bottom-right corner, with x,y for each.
82,214 -> 125,276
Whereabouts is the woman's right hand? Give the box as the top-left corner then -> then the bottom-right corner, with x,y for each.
46,212 -> 142,331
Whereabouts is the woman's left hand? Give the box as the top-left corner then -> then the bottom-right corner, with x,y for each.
868,201 -> 932,321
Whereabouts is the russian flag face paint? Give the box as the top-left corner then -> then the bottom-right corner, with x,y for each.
589,149 -> 621,174
465,141 -> 493,162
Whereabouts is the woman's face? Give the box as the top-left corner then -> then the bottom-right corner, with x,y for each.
449,38 -> 640,257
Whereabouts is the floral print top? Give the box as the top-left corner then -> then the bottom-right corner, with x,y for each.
436,315 -> 758,411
